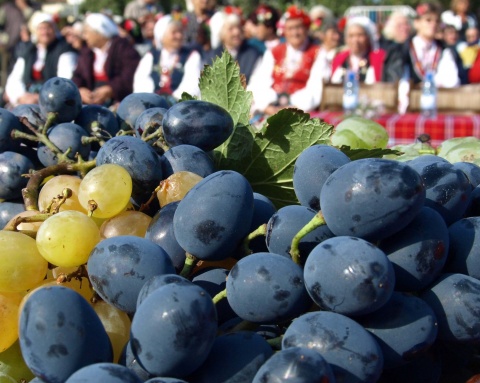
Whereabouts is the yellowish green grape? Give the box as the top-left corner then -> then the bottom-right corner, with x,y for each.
331,116 -> 389,149
0,340 -> 35,382
93,300 -> 131,363
157,171 -> 203,207
0,292 -> 23,352
0,373 -> 16,383
38,175 -> 86,213
36,211 -> 100,267
0,231 -> 48,292
100,211 -> 152,239
437,137 -> 480,163
78,164 -> 133,219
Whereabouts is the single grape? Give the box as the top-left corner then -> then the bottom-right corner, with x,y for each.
100,210 -> 152,239
453,161 -> 480,187
162,100 -> 234,152
161,144 -> 215,178
136,274 -> 192,309
0,152 -> 34,200
130,283 -> 217,377
304,236 -> 395,316
78,164 -> 133,219
134,107 -> 167,138
226,252 -> 311,323
0,230 -> 47,292
282,311 -> 383,383
187,331 -> 273,383
87,235 -> 175,313
437,137 -> 480,163
293,144 -> 350,210
331,116 -> 389,149
36,211 -> 100,267
320,158 -> 426,241
38,175 -> 85,213
38,77 -> 82,123
0,340 -> 35,383
157,171 -> 203,207
0,108 -> 22,153
65,363 -> 142,383
0,292 -> 23,352
19,286 -> 112,382
116,93 -> 169,130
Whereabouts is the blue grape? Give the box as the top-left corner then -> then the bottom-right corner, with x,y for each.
226,252 -> 310,323
65,363 -> 142,383
11,104 -> 45,130
192,267 -> 236,324
75,105 -> 120,150
136,274 -> 192,309
162,100 -> 234,152
162,144 -> 215,178
252,347 -> 335,383
29,379 -> 46,383
0,200 -> 24,228
145,202 -> 186,271
421,273 -> 480,343
187,331 -> 273,383
134,107 -> 167,138
466,184 -> 480,217
407,156 -> 471,225
173,170 -> 254,261
87,235 -> 175,313
304,236 -> 395,316
96,135 -> 163,204
130,283 -> 217,377
116,93 -> 169,130
145,378 -> 188,383
0,107 -> 22,152
358,292 -> 438,369
0,151 -> 34,200
249,192 -> 276,253
282,311 -> 383,383
122,341 -> 155,381
38,77 -> 82,123
379,207 -> 449,292
320,158 -> 426,241
293,144 -> 351,210
19,286 -> 112,383
37,123 -> 91,166
446,217 -> 480,280
453,161 -> 480,187
266,205 -> 334,261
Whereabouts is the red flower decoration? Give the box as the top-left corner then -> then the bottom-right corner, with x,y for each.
283,5 -> 310,28
224,6 -> 243,17
416,3 -> 430,17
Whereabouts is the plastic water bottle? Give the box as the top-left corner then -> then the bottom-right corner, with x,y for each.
343,70 -> 359,115
420,70 -> 437,118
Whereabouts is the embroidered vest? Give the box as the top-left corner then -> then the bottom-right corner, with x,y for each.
150,47 -> 192,95
331,50 -> 386,83
271,42 -> 319,95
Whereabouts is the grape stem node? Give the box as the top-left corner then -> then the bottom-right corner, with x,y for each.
212,288 -> 227,304
242,223 -> 267,255
289,211 -> 327,264
179,253 -> 198,278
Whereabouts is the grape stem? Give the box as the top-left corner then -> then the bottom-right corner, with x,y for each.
56,264 -> 89,285
180,253 -> 198,278
266,335 -> 283,350
242,223 -> 267,255
3,213 -> 52,231
212,288 -> 227,304
139,184 -> 161,212
40,112 -> 58,135
289,211 -> 327,264
21,159 -> 96,211
44,188 -> 73,213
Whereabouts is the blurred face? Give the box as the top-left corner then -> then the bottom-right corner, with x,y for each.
221,21 -> 243,49
323,27 -> 340,49
455,0 -> 469,14
466,27 -> 479,44
395,16 -> 411,43
284,18 -> 308,49
142,19 -> 155,40
443,27 -> 458,45
243,19 -> 256,39
82,25 -> 109,49
36,22 -> 56,46
346,24 -> 370,55
414,13 -> 440,40
162,23 -> 184,51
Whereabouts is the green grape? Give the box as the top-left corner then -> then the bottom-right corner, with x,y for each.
157,171 -> 203,207
437,137 -> 480,158
100,211 -> 152,239
36,211 -> 100,267
0,373 -> 16,383
93,300 -> 131,363
78,164 -> 133,219
331,116 -> 389,149
0,292 -> 23,352
38,175 -> 86,213
0,231 -> 48,292
437,138 -> 480,163
0,341 -> 35,382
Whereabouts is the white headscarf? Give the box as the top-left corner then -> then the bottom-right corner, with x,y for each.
84,13 -> 119,38
346,16 -> 379,51
209,10 -> 242,50
154,15 -> 174,49
29,12 -> 57,41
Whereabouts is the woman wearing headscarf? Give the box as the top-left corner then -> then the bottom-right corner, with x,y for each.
72,13 -> 141,105
133,15 -> 202,98
4,12 -> 77,106
330,16 -> 402,84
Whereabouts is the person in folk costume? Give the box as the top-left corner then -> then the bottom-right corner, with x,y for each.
249,4 -> 281,53
133,15 -> 202,98
330,16 -> 402,85
4,12 -> 77,106
72,13 -> 141,106
205,6 -> 263,87
251,5 -> 324,115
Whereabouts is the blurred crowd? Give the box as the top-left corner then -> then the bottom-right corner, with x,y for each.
0,0 -> 479,114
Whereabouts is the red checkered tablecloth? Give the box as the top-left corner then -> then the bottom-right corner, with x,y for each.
311,112 -> 480,147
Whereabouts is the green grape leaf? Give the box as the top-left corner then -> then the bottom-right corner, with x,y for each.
338,145 -> 403,160
214,108 -> 334,208
179,92 -> 196,102
199,50 -> 252,127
